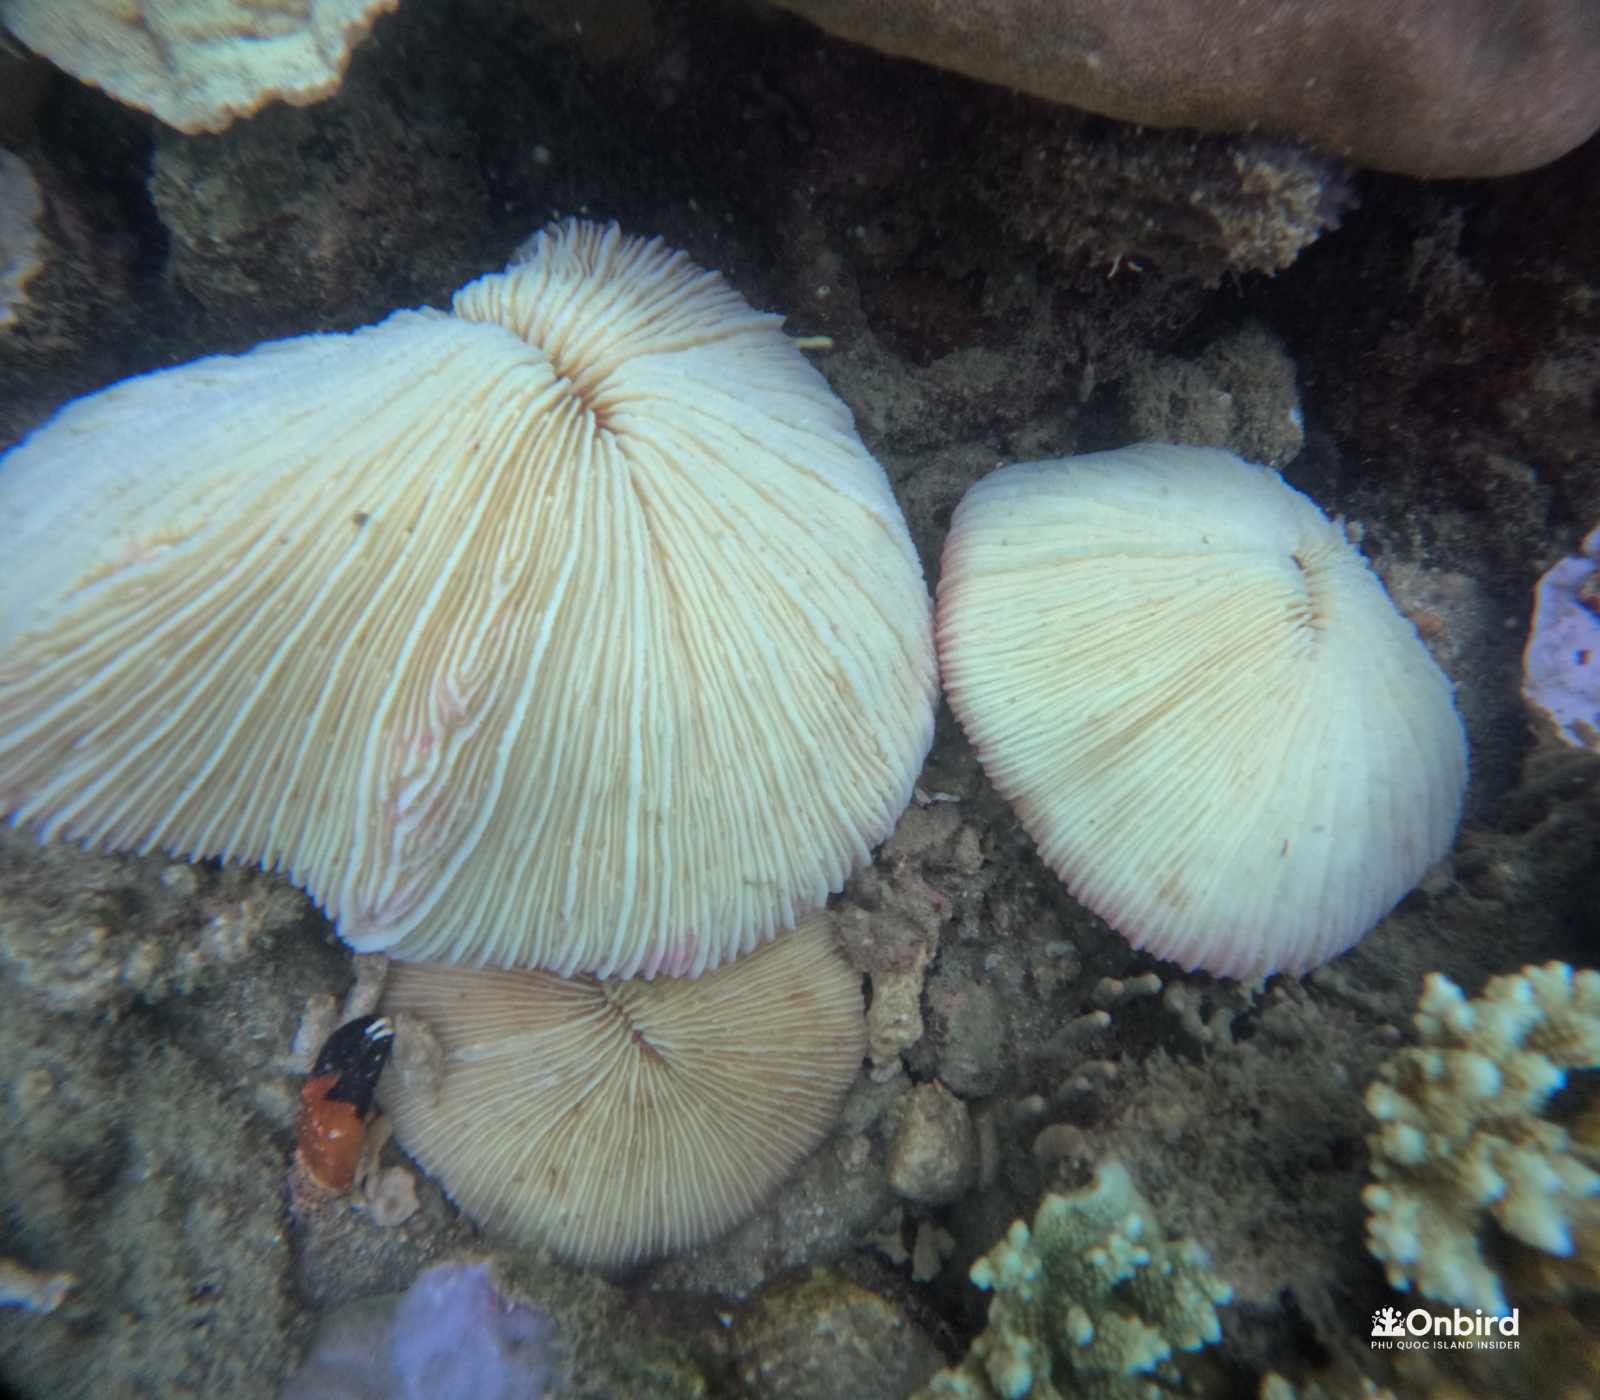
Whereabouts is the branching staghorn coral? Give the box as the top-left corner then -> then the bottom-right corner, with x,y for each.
1363,961 -> 1600,1313
914,1160 -> 1232,1400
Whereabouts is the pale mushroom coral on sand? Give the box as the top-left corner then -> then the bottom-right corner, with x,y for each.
0,0 -> 399,134
0,219 -> 937,978
377,913 -> 866,1269
937,443 -> 1468,980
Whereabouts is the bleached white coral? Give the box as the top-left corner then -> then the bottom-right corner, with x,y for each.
1363,962 -> 1600,1312
914,1161 -> 1232,1400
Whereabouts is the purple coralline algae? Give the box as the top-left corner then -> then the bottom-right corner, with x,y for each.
1523,524 -> 1600,751
280,1261 -> 560,1400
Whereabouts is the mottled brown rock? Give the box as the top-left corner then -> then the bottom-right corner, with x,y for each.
0,148 -> 134,366
1121,323 -> 1305,468
886,1080 -> 977,1205
766,0 -> 1600,177
731,1271 -> 944,1400
925,964 -> 1010,1099
147,46 -> 489,338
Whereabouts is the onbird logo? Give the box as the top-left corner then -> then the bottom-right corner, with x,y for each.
1371,1306 -> 1406,1339
1369,1304 -> 1519,1349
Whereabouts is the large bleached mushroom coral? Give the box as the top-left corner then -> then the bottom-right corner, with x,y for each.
937,443 -> 1468,980
378,912 -> 865,1269
0,220 -> 937,978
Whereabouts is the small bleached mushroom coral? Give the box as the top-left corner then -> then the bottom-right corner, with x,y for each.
0,219 -> 936,978
1363,962 -> 1600,1313
937,443 -> 1467,979
0,0 -> 398,134
377,913 -> 865,1269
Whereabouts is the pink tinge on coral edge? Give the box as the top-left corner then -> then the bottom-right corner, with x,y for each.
1523,523 -> 1600,751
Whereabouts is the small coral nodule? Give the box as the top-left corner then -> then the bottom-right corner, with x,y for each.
914,1160 -> 1233,1400
1363,961 -> 1600,1314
